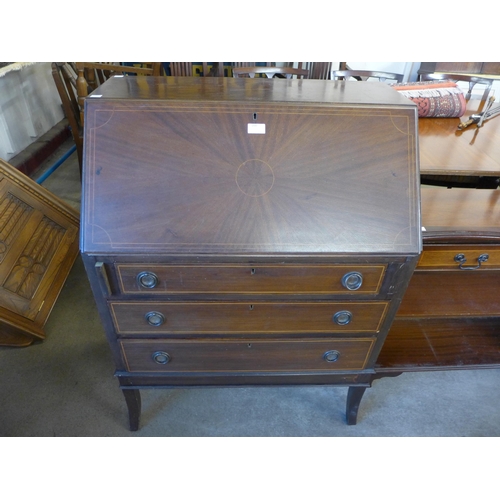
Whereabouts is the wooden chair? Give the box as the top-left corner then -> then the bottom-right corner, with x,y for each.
75,63 -> 163,121
170,62 -> 194,76
291,62 -> 334,79
308,62 -> 335,80
52,62 -> 163,177
233,66 -> 309,79
51,62 -> 83,177
331,69 -> 404,83
232,62 -> 273,67
76,62 -> 162,89
230,63 -> 273,77
169,63 -> 224,77
418,72 -> 494,100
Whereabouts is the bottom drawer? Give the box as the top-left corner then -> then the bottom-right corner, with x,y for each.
120,339 -> 375,373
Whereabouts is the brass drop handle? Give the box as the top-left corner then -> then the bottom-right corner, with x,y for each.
152,351 -> 171,364
145,311 -> 165,327
341,271 -> 363,290
333,310 -> 352,325
137,271 -> 159,289
323,350 -> 340,362
454,253 -> 489,270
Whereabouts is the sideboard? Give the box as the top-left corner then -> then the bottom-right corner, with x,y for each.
80,76 -> 421,430
347,187 -> 500,423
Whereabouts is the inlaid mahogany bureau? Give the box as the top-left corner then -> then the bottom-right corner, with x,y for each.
80,76 -> 421,430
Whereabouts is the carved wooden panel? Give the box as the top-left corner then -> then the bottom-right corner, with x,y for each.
0,193 -> 33,263
0,158 -> 80,346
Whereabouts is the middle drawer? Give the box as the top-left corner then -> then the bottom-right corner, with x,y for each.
110,301 -> 388,335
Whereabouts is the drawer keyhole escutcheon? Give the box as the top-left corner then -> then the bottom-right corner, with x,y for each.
341,272 -> 363,290
454,253 -> 489,270
333,310 -> 352,326
152,351 -> 171,364
145,311 -> 165,327
323,350 -> 340,363
137,271 -> 159,289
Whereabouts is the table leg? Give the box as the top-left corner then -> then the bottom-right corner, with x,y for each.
122,388 -> 141,431
346,386 -> 367,425
346,372 -> 404,425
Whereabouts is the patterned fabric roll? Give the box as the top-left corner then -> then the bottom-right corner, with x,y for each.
391,81 -> 466,118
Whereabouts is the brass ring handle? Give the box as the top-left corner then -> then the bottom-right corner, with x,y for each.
323,350 -> 340,362
333,310 -> 352,326
341,271 -> 363,291
145,311 -> 165,327
152,351 -> 171,364
137,271 -> 159,289
454,253 -> 489,270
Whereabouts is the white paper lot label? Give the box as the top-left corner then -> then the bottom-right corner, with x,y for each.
247,123 -> 266,134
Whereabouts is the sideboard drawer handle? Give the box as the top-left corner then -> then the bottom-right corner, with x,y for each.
137,271 -> 159,289
341,271 -> 363,290
323,350 -> 340,362
145,311 -> 165,327
454,253 -> 489,270
152,351 -> 171,364
333,310 -> 352,325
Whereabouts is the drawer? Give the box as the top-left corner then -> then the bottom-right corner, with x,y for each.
116,264 -> 386,295
119,338 -> 376,372
110,301 -> 388,334
418,246 -> 500,270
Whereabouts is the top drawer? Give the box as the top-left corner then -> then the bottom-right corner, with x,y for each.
116,264 -> 386,295
418,246 -> 500,270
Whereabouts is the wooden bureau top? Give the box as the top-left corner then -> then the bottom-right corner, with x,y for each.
81,77 -> 421,256
86,76 -> 418,107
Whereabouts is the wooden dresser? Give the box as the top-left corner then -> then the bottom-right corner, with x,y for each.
384,187 -> 500,367
0,158 -> 79,346
80,76 -> 421,430
348,187 -> 500,422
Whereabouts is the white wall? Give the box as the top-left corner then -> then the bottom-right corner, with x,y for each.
0,62 -> 64,162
